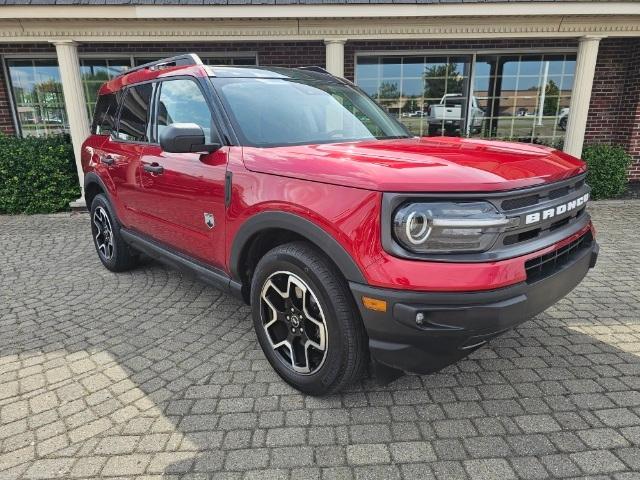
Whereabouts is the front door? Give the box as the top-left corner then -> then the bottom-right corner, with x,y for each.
135,77 -> 228,268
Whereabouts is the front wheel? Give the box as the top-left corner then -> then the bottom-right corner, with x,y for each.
250,242 -> 368,395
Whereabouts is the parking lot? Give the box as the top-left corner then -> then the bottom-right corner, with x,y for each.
1,201 -> 639,479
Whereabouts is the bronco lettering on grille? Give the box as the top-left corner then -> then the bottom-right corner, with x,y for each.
524,193 -> 589,225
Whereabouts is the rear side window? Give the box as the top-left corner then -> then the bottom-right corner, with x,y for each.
91,93 -> 119,135
116,83 -> 153,142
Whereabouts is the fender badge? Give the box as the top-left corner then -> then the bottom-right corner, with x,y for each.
204,213 -> 215,229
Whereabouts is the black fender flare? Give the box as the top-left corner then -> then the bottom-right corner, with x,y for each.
84,172 -> 113,211
229,211 -> 367,285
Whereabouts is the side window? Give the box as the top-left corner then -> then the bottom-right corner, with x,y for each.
116,83 -> 153,142
91,92 -> 119,135
157,79 -> 215,143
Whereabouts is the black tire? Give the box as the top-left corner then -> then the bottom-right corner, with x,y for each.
559,117 -> 567,131
90,194 -> 138,272
250,242 -> 368,395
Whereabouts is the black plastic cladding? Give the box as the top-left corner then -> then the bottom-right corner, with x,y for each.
525,230 -> 594,283
381,173 -> 591,263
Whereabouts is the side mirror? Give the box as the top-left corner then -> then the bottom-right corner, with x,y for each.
159,123 -> 220,153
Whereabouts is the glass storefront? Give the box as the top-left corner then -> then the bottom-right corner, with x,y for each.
356,55 -> 472,137
6,59 -> 67,137
5,54 -> 257,137
355,52 -> 576,147
472,54 -> 575,146
5,51 -> 573,144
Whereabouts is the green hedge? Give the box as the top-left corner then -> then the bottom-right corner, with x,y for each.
0,134 -> 80,214
582,144 -> 632,200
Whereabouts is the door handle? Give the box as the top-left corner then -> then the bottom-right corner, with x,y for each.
143,163 -> 164,174
101,155 -> 115,165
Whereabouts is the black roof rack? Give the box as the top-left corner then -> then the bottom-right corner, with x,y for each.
119,53 -> 203,77
296,65 -> 356,87
296,66 -> 333,75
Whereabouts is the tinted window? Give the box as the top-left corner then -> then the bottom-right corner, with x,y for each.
91,93 -> 119,135
116,83 -> 153,142
157,79 -> 215,143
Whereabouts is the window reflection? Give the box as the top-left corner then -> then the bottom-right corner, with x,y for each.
355,55 -> 471,137
474,54 -> 575,146
356,52 -> 576,147
6,55 -> 258,138
6,59 -> 67,137
80,59 -> 131,120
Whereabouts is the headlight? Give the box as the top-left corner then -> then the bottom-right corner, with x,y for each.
393,201 -> 512,254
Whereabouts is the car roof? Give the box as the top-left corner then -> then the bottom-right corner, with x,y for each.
99,63 -> 348,95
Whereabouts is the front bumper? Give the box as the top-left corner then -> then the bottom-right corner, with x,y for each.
350,237 -> 599,375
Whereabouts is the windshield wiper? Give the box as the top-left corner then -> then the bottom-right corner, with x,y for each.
375,135 -> 411,140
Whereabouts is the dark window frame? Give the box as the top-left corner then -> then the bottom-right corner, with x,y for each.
113,80 -> 157,145
91,91 -> 121,136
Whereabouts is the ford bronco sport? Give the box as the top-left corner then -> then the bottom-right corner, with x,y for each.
82,54 -> 598,395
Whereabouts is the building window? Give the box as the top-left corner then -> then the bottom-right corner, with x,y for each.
5,59 -> 67,137
356,55 -> 472,137
80,58 -> 131,119
5,53 -> 258,138
472,54 -> 575,147
355,52 -> 576,147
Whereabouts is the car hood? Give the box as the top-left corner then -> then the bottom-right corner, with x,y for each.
241,136 -> 586,192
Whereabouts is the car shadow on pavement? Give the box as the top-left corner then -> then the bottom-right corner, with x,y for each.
0,205 -> 639,479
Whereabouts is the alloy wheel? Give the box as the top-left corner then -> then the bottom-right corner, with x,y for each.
93,206 -> 114,260
260,271 -> 328,375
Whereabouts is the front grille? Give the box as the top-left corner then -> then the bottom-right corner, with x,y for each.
549,186 -> 569,199
500,175 -> 585,212
525,231 -> 593,283
502,195 -> 538,211
495,174 -> 590,250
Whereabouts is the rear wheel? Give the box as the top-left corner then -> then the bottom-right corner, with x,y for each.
90,194 -> 138,272
251,242 -> 368,395
559,117 -> 568,131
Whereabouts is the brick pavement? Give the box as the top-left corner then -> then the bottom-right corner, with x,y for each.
0,202 -> 639,479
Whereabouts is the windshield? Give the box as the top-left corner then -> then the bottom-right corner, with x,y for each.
211,76 -> 409,147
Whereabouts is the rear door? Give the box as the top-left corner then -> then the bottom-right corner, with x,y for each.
100,83 -> 154,227
136,77 -> 228,267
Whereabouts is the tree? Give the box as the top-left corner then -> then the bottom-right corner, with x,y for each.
375,81 -> 400,100
423,63 -> 464,99
543,79 -> 560,116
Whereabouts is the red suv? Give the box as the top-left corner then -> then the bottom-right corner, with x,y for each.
82,54 -> 598,395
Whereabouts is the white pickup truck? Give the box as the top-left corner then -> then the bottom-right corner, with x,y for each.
427,94 -> 484,134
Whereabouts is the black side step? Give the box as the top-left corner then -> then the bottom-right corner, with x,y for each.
120,228 -> 244,300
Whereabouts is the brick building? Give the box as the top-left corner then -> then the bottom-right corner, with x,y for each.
0,1 -> 639,205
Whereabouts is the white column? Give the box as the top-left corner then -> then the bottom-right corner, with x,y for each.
563,36 -> 602,158
51,40 -> 91,208
324,39 -> 346,78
